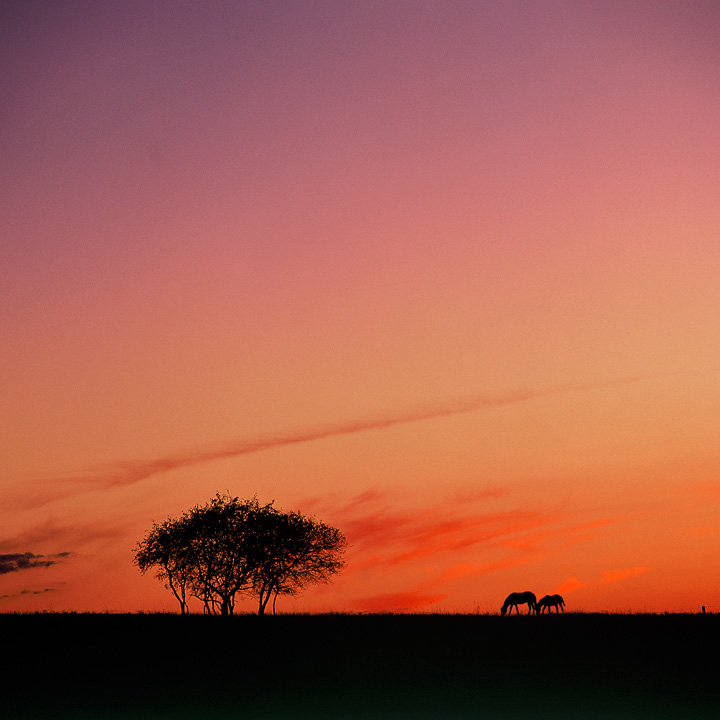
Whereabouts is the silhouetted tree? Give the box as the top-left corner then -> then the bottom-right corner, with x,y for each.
134,493 -> 347,615
249,509 -> 347,615
134,515 -> 194,614
187,494 -> 275,615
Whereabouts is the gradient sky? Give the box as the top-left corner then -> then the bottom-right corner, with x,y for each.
2,0 -> 719,614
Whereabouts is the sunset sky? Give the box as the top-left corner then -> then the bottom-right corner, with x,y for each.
2,0 -> 719,614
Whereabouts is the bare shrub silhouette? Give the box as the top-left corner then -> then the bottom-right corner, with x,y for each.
134,493 -> 346,615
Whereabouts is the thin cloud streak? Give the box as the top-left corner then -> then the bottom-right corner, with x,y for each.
0,519 -> 127,554
600,567 -> 648,584
428,557 -> 535,585
554,577 -> 587,595
353,591 -> 448,613
45,376 -> 644,497
0,588 -> 57,601
0,552 -> 71,575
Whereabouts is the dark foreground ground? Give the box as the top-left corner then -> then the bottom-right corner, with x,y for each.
3,612 -> 718,719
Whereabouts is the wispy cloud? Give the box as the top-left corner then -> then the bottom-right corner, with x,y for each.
353,591 -> 448,613
31,376 -> 643,504
429,556 -> 533,584
343,509 -> 621,572
554,576 -> 587,594
541,567 -> 646,599
0,552 -> 72,575
316,486 -> 624,581
600,567 -> 648,584
385,511 -> 555,567
0,588 -> 57,601
0,519 -> 127,555
330,487 -> 556,570
492,516 -> 621,553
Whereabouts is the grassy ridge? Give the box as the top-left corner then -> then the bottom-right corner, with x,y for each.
3,613 -> 718,719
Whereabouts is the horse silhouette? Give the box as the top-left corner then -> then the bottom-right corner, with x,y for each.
536,594 -> 565,613
500,591 -> 537,615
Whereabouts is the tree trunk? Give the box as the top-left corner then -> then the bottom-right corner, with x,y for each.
257,584 -> 273,616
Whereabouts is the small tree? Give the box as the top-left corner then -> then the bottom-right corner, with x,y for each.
249,510 -> 347,615
134,494 -> 347,615
185,494 -> 270,615
134,515 -> 194,614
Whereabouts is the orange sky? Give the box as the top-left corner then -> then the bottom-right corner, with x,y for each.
2,1 -> 719,613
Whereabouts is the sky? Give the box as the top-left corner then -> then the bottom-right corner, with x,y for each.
2,0 -> 719,614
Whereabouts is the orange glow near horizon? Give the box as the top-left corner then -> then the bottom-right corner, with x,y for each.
2,1 -> 720,614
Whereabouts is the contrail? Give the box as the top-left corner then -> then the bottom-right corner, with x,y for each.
57,376 -> 643,491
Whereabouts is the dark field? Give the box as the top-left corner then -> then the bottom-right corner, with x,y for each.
3,612 -> 718,719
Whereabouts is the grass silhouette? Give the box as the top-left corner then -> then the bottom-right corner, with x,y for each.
3,612 -> 718,719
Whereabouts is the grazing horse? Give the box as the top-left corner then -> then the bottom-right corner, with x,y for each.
500,591 -> 537,615
537,594 -> 565,613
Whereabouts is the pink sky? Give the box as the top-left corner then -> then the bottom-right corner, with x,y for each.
2,0 -> 720,613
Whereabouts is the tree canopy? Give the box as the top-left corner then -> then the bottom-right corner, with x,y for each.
134,494 -> 347,614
